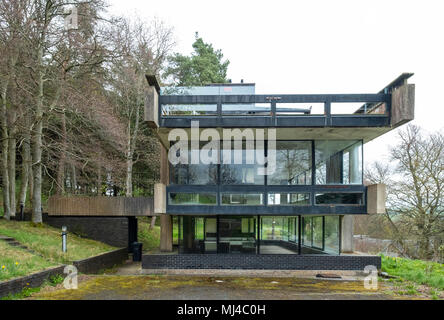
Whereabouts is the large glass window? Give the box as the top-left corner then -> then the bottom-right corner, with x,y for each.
315,140 -> 363,185
312,217 -> 323,249
170,142 -> 218,185
221,193 -> 263,205
325,216 -> 340,254
315,193 -> 364,205
268,141 -> 312,185
268,193 -> 310,205
221,141 -> 265,185
218,217 -> 257,254
169,193 -> 217,205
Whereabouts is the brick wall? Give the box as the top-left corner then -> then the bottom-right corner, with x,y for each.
142,254 -> 381,271
44,216 -> 130,248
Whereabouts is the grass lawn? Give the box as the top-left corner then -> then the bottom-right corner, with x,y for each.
0,219 -> 117,271
0,241 -> 56,282
381,254 -> 444,299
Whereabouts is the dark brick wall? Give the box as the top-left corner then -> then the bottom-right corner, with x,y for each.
73,248 -> 128,274
142,254 -> 381,271
0,265 -> 66,298
44,216 -> 130,248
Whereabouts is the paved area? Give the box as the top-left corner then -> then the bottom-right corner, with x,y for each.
30,274 -> 394,300
29,261 -> 396,300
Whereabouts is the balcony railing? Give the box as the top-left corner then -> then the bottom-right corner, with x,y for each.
158,93 -> 391,128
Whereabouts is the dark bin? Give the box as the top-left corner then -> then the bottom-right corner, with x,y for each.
132,242 -> 143,262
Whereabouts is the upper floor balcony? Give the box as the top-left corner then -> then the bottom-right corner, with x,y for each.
145,73 -> 415,144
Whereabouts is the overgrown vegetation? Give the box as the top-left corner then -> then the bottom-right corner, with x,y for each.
0,240 -> 56,281
138,217 -> 160,252
381,254 -> 444,290
0,220 -> 116,264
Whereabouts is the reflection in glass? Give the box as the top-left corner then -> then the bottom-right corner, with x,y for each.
221,193 -> 263,205
170,143 -> 218,185
268,193 -> 310,205
325,216 -> 340,254
315,193 -> 364,205
315,140 -> 363,185
268,141 -> 312,185
169,193 -> 217,205
221,142 -> 264,185
218,217 -> 257,254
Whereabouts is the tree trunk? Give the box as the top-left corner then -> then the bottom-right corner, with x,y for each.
18,128 -> 31,215
32,48 -> 44,224
97,164 -> 102,195
19,113 -> 32,210
8,122 -> 16,217
150,216 -> 157,229
1,85 -> 11,219
71,163 -> 77,194
56,111 -> 67,195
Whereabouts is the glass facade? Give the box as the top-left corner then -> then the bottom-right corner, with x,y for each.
176,215 -> 340,255
315,140 -> 363,185
268,141 -> 312,185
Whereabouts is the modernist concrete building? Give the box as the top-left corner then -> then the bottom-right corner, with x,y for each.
141,73 -> 415,270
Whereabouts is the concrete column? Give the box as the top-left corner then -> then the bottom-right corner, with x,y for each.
349,143 -> 361,184
160,214 -> 173,252
341,215 -> 354,253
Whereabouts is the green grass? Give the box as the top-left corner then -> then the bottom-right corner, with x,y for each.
138,217 -> 160,252
0,241 -> 56,281
381,254 -> 444,290
0,219 -> 116,265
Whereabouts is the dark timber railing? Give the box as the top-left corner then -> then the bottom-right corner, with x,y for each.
159,93 -> 391,128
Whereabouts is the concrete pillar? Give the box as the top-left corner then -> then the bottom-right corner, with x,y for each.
341,215 -> 354,253
349,143 -> 361,184
160,214 -> 173,252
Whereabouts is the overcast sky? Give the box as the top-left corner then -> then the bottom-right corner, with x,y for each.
108,0 -> 443,165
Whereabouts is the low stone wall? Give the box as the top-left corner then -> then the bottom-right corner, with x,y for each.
73,248 -> 128,274
0,248 -> 128,298
142,254 -> 381,271
0,265 -> 66,298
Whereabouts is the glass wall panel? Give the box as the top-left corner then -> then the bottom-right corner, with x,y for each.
268,193 -> 310,205
221,141 -> 265,185
218,216 -> 257,254
170,143 -> 218,185
302,217 -> 312,247
269,141 -> 312,185
325,216 -> 340,254
315,140 -> 363,185
312,217 -> 323,249
169,193 -> 217,205
315,193 -> 364,205
221,193 -> 263,205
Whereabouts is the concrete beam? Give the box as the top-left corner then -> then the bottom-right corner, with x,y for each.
367,184 -> 386,214
341,215 -> 354,253
154,183 -> 166,215
145,85 -> 159,128
391,83 -> 415,128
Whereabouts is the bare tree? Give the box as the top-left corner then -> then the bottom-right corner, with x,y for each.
366,125 -> 444,260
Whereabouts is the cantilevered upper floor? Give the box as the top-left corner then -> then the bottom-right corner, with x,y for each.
145,73 -> 415,146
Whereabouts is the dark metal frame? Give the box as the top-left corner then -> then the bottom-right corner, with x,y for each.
167,139 -> 367,216
159,93 -> 391,128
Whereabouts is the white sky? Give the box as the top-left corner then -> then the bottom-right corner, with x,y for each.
108,0 -> 444,166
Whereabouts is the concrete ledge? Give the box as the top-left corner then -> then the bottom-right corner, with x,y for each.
0,265 -> 65,298
142,254 -> 381,271
73,248 -> 128,274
